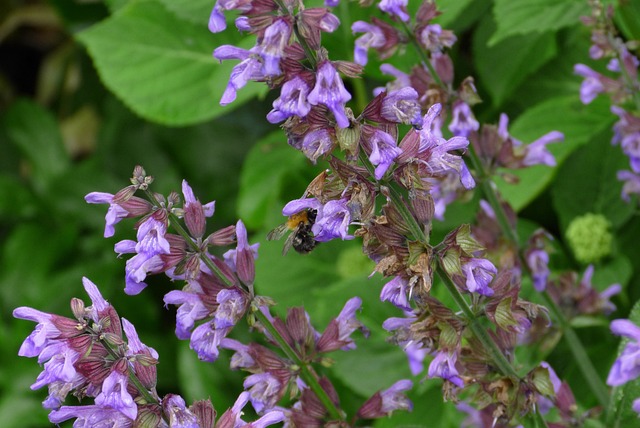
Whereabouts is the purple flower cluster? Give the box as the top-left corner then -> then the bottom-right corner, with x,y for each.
209,0 -> 361,130
14,278 -> 157,425
575,13 -> 640,202
608,319 -> 640,415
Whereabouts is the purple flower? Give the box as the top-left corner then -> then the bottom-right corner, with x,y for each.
214,288 -> 248,329
214,46 -> 265,106
417,104 -> 475,189
163,290 -> 210,340
369,129 -> 402,179
115,216 -> 170,295
282,197 -> 323,217
13,307 -> 62,358
380,379 -> 413,413
448,101 -> 479,138
217,392 -> 285,428
380,276 -> 411,311
618,170 -> 640,201
461,258 -> 497,296
209,4 -> 226,33
300,129 -> 334,163
351,21 -> 386,66
312,198 -> 353,241
95,370 -> 137,420
49,405 -> 133,427
334,296 -> 367,349
419,24 -> 457,52
382,315 -> 429,375
307,61 -> 352,128
266,77 -> 312,123
574,64 -> 620,104
224,220 -> 259,285
244,373 -> 282,414
84,192 -> 129,237
607,319 -> 640,386
381,87 -> 422,126
498,113 -> 563,167
163,394 -> 199,428
255,19 -> 291,76
317,297 -> 368,352
221,338 -> 256,370
527,248 -> 550,292
190,322 -> 230,362
378,0 -> 409,22
428,350 -> 464,387
425,173 -> 463,221
375,63 -> 411,95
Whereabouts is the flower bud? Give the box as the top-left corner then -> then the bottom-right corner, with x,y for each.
566,213 -> 612,264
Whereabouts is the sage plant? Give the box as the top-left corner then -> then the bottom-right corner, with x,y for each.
12,0 -> 640,427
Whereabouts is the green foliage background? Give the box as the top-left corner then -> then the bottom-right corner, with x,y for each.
1,0 -> 640,426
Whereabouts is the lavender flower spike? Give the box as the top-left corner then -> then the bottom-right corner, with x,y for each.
607,319 -> 640,386
307,61 -> 352,128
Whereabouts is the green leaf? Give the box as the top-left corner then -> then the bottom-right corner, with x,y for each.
156,0 -> 211,24
607,300 -> 640,427
490,0 -> 589,46
615,0 -> 640,41
474,17 -> 558,107
3,99 -> 70,192
551,130 -> 635,231
237,131 -> 308,229
494,96 -> 614,211
76,0 -> 266,126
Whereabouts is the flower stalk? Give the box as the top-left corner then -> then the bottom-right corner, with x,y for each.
466,146 -> 610,408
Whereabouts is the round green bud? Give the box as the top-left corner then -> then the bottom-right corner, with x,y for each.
565,213 -> 613,264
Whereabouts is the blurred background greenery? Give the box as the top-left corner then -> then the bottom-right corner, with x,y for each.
2,0 -> 640,427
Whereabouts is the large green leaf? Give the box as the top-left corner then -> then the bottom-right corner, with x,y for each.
615,0 -> 640,42
551,131 -> 635,231
3,99 -> 70,193
490,0 -> 589,46
474,17 -> 558,108
76,0 -> 265,126
607,300 -> 640,427
494,96 -> 614,211
156,0 -> 212,24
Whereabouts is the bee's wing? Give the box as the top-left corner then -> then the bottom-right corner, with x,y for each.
267,224 -> 288,241
281,228 -> 298,256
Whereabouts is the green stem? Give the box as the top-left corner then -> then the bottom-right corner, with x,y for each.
254,310 -> 344,421
436,264 -> 520,379
467,149 -> 610,408
384,178 -> 520,379
541,292 -> 610,408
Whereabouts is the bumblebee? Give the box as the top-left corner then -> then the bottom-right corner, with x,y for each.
267,209 -> 318,255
